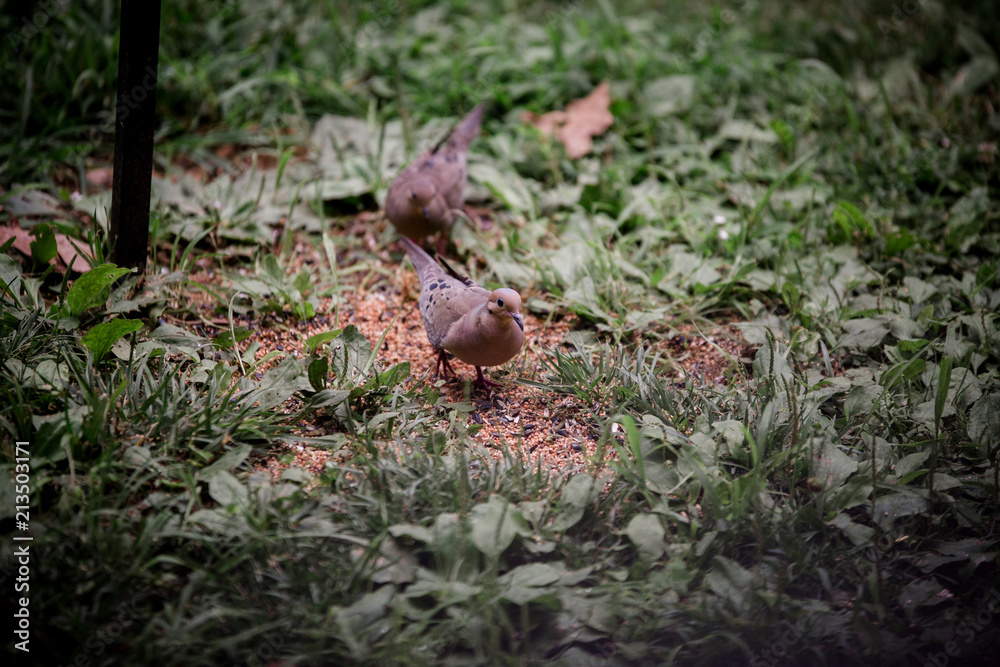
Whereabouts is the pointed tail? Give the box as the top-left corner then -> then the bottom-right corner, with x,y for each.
445,104 -> 484,153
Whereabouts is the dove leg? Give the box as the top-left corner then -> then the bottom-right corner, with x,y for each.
475,366 -> 501,389
435,349 -> 458,379
463,205 -> 494,231
435,232 -> 448,257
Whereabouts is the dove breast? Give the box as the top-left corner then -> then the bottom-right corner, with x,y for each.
440,288 -> 524,368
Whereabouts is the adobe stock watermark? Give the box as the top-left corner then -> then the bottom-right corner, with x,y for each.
55,63 -> 161,175
11,0 -> 236,173
457,0 -> 581,117
691,0 -> 753,59
55,594 -> 161,666
922,587 -> 1000,667
12,440 -> 33,653
348,1 -> 402,57
242,621 -> 295,667
748,615 -> 812,667
878,0 -> 925,42
749,587 -> 1000,666
5,0 -> 71,55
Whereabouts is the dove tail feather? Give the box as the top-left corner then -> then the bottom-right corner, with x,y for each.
400,237 -> 436,279
445,104 -> 484,152
436,254 -> 474,286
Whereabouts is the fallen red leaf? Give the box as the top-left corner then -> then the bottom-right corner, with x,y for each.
0,225 -> 93,274
521,82 -> 614,158
86,167 -> 114,189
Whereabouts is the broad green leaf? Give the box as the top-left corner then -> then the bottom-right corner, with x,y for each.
752,344 -> 794,384
30,223 -> 57,264
81,318 -> 143,360
644,74 -> 696,115
199,444 -> 252,478
498,563 -> 564,605
519,501 -> 547,527
430,512 -> 463,557
331,586 -> 395,659
839,318 -> 890,351
716,119 -> 778,143
944,186 -> 989,252
206,471 -> 249,509
908,538 -> 998,573
898,579 -> 948,615
467,162 -> 535,217
376,361 -> 410,388
889,316 -> 925,341
67,263 -> 131,317
214,326 -> 251,349
553,473 -> 596,531
624,514 -> 665,560
706,556 -> 755,610
470,494 -> 529,558
404,569 -> 482,605
308,356 -> 329,391
388,524 -> 434,544
871,492 -> 929,528
256,355 -> 310,411
880,358 -> 926,390
330,324 -> 372,381
306,329 -> 344,353
898,339 -> 930,354
809,436 -> 858,490
893,452 -> 930,480
903,276 -> 937,304
969,394 -> 1000,451
845,384 -> 880,418
311,388 -> 352,409
828,512 -> 875,546
712,420 -> 745,458
188,508 -> 248,533
828,477 -> 874,512
931,473 -> 962,491
974,261 -> 997,293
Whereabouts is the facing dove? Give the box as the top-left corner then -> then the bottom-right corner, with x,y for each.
385,104 -> 484,240
401,237 -> 524,389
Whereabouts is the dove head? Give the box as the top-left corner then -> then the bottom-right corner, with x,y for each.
408,178 -> 436,215
488,288 -> 524,331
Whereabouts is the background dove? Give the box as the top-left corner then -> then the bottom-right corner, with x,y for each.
385,104 -> 484,240
401,237 -> 524,388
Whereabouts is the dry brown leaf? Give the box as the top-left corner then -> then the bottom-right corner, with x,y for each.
521,81 -> 614,158
0,225 -> 33,257
56,234 -> 92,273
86,167 -> 114,189
0,224 -> 93,274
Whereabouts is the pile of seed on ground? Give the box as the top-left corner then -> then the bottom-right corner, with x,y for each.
174,231 -> 751,480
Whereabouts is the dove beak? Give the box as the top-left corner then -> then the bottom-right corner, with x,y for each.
422,207 -> 430,220
512,313 -> 523,331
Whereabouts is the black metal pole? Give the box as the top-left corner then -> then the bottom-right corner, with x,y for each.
109,0 -> 161,272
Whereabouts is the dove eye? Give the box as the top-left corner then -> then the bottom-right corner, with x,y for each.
496,297 -> 505,308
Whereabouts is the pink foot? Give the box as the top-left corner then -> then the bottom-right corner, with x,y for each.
435,349 -> 458,379
475,366 -> 501,390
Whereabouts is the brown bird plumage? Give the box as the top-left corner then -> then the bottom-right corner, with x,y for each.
385,105 -> 484,240
401,237 -> 524,389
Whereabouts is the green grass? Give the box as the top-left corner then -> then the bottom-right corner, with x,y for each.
2,0 -> 1000,664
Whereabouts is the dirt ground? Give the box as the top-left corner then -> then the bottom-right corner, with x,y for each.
176,228 -> 750,480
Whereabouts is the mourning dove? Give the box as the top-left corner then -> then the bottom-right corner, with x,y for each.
385,104 -> 485,240
401,237 -> 524,389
